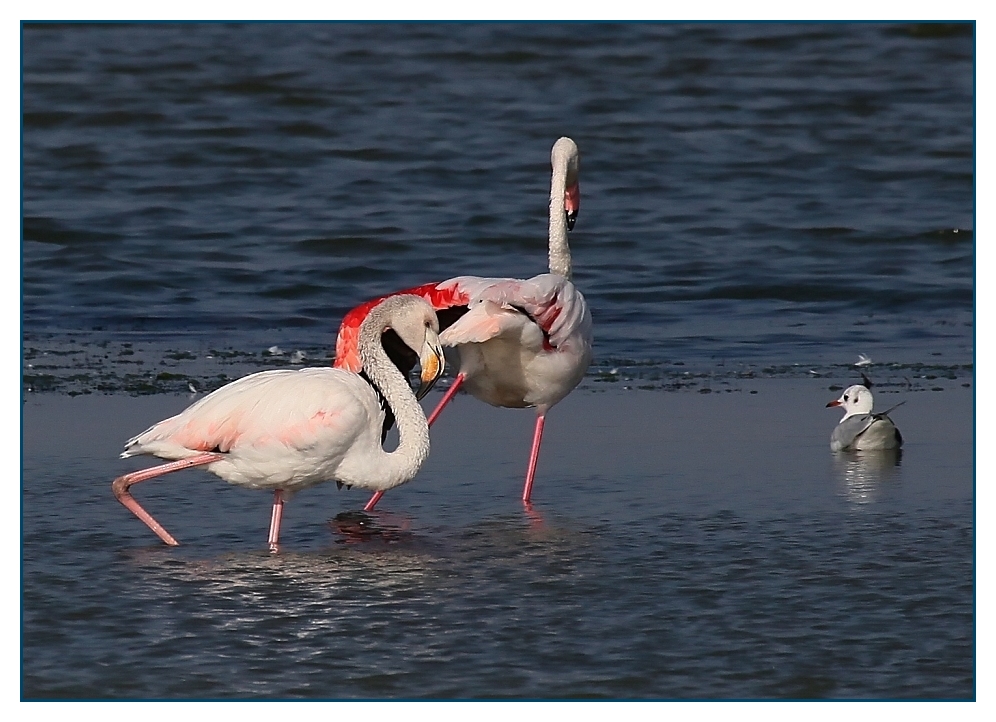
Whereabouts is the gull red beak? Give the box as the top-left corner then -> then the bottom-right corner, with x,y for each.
826,399 -> 842,408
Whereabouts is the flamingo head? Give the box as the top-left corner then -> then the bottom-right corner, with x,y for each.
553,136 -> 581,231
565,181 -> 580,230
382,294 -> 445,400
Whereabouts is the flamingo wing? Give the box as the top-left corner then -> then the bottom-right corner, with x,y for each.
437,299 -> 529,346
334,279 -> 490,439
334,279 -> 484,373
460,273 -> 592,349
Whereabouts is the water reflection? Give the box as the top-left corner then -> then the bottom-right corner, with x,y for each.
329,510 -> 414,545
118,508 -> 570,609
522,501 -> 546,530
831,449 -> 902,504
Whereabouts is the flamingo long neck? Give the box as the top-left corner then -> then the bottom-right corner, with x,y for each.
357,307 -> 430,491
548,157 -> 572,281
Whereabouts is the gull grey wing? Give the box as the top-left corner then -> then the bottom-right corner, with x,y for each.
831,413 -> 874,452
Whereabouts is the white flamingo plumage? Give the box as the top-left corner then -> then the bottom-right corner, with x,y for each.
112,295 -> 444,551
334,137 -> 593,509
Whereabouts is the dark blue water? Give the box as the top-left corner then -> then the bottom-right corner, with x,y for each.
20,22 -> 974,700
22,21 -> 973,394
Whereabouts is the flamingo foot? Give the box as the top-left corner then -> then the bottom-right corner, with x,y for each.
523,500 -> 545,529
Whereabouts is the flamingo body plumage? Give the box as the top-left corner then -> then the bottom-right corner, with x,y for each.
435,273 -> 592,410
122,368 -> 405,492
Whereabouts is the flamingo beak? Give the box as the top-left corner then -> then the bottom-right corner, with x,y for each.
826,399 -> 842,408
564,181 -> 580,231
416,328 -> 445,401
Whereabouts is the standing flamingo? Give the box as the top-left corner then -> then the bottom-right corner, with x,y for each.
112,295 -> 444,551
335,137 -> 593,509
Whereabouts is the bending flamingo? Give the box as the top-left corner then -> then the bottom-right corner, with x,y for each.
335,137 -> 593,509
113,295 -> 444,551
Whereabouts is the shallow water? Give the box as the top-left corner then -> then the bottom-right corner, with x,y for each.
20,22 -> 975,700
22,382 -> 973,699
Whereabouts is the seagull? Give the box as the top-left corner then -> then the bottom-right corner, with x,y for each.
826,375 -> 903,452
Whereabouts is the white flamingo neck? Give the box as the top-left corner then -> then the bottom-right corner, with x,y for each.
548,140 -> 576,281
357,301 -> 430,489
548,170 -> 571,279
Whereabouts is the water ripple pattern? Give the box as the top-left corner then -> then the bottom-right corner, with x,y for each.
22,23 -> 973,394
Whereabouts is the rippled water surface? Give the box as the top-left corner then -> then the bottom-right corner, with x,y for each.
23,384 -> 973,699
22,21 -> 973,393
21,22 -> 974,700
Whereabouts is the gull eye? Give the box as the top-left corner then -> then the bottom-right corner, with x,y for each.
843,395 -> 849,402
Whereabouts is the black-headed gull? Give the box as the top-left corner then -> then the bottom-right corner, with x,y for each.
826,377 -> 904,452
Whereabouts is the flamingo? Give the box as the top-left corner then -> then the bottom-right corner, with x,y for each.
826,375 -> 904,452
112,295 -> 444,551
334,137 -> 593,509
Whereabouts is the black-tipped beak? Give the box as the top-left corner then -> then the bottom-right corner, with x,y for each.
415,329 -> 445,401
564,181 -> 580,231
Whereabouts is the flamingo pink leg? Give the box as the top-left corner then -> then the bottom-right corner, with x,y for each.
268,489 -> 285,553
112,453 -> 224,546
425,372 -> 466,426
522,411 -> 547,503
362,492 -> 385,513
362,372 -> 467,512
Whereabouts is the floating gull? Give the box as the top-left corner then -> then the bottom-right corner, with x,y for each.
826,376 -> 903,452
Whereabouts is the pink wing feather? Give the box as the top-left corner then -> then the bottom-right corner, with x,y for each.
459,273 -> 592,349
333,278 -> 489,371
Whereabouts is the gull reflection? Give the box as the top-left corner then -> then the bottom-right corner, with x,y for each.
831,448 -> 902,504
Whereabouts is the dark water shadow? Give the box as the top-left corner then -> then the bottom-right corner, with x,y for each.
328,509 -> 415,546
